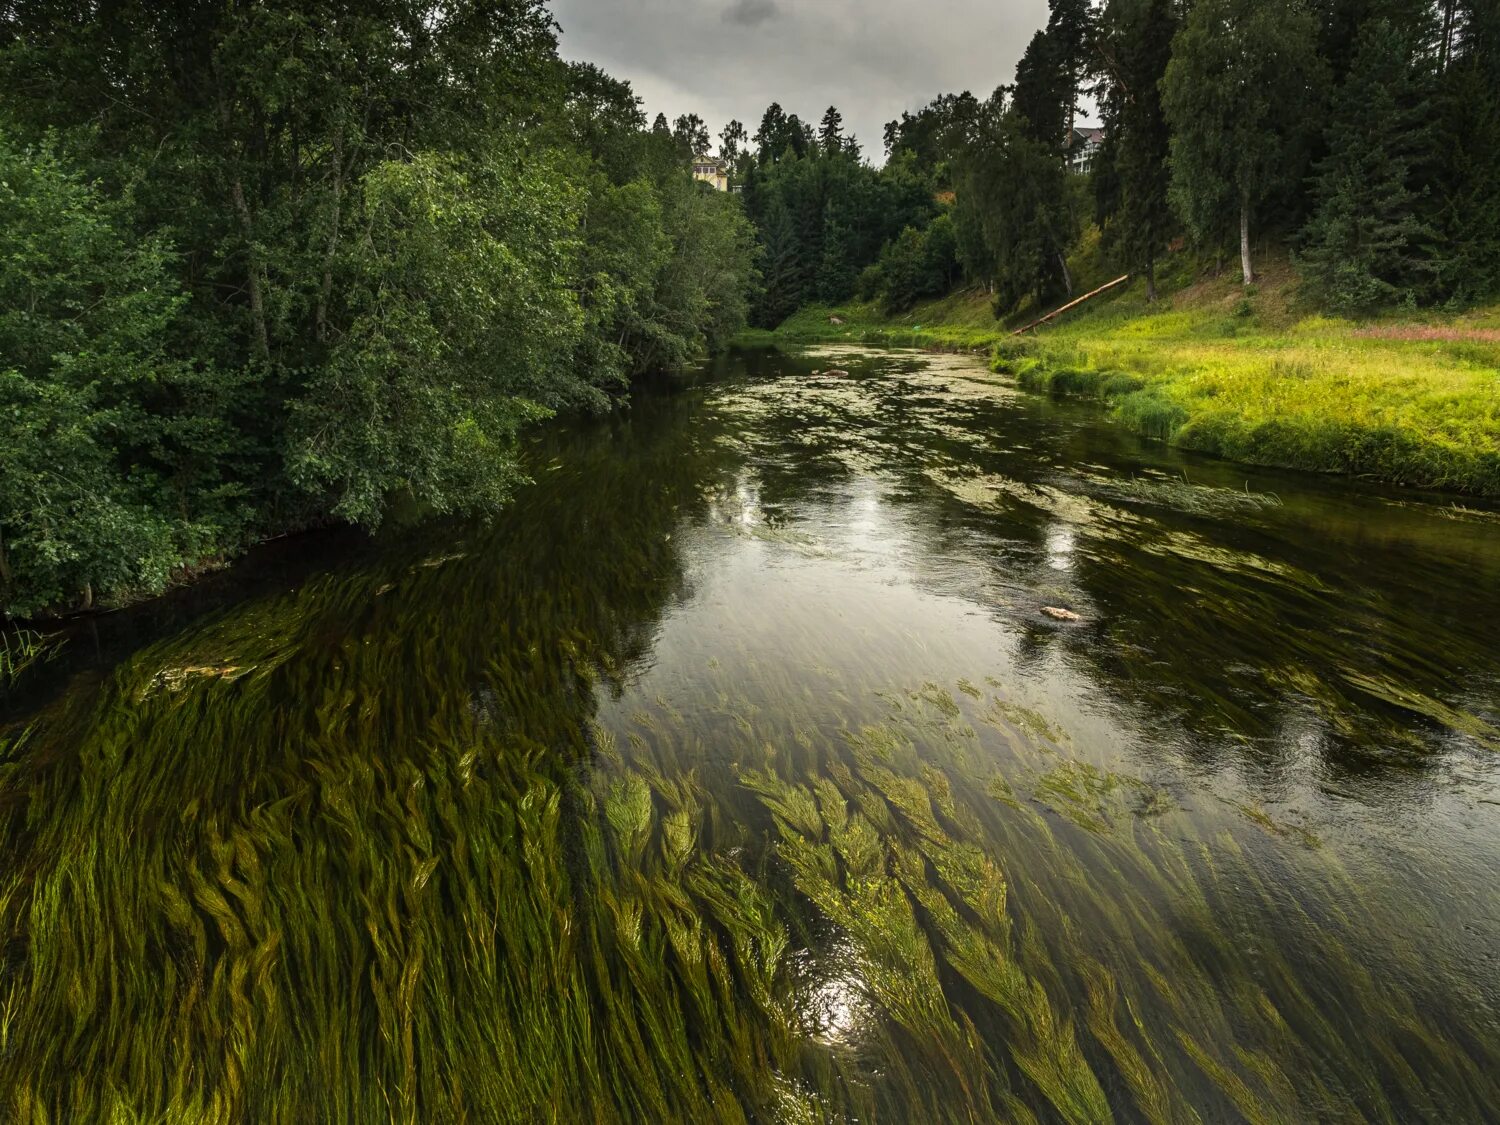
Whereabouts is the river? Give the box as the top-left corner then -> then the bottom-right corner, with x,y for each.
3,345 -> 1498,1121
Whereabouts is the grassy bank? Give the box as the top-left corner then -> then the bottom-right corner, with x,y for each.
739,261 -> 1500,497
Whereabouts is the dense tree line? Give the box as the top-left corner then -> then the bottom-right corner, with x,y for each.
732,103 -> 940,323
0,2 -> 756,616
746,0 -> 1499,319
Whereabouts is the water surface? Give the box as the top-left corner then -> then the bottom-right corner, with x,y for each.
3,346 -> 1499,1122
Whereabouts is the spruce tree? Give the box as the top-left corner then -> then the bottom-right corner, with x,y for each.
754,103 -> 789,163
1431,0 -> 1500,298
818,106 -> 845,154
1299,21 -> 1437,310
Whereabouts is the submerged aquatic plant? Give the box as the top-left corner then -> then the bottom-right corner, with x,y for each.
1,347 -> 1497,1122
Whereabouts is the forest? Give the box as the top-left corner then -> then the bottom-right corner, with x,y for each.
2,0 -> 1498,616
735,0 -> 1498,322
0,1 -> 757,617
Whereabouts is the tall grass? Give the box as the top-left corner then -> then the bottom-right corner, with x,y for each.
0,628 -> 55,691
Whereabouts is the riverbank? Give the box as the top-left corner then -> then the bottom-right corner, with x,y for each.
739,264 -> 1500,497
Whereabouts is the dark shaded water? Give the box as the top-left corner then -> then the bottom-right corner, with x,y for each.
3,347 -> 1499,1122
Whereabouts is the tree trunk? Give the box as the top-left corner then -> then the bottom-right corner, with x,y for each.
316,127 -> 345,343
1058,252 -> 1073,300
0,524 -> 11,599
1439,0 -> 1457,71
1145,250 -> 1157,304
216,76 -> 270,363
231,176 -> 273,361
1239,195 -> 1254,287
230,175 -> 271,361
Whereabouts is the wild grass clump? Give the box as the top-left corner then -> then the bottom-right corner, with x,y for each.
0,628 -> 56,691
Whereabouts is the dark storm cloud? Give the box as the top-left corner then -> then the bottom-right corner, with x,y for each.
548,0 -> 1055,162
724,0 -> 780,27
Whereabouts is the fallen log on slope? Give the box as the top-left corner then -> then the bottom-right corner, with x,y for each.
1011,274 -> 1131,336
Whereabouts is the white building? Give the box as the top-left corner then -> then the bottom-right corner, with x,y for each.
1065,128 -> 1106,175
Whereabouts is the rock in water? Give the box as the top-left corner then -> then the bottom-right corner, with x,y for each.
825,368 -> 850,378
1041,606 -> 1082,622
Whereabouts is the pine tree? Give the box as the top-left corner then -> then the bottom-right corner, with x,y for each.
1162,0 -> 1328,285
1299,21 -> 1438,310
1045,0 -> 1095,140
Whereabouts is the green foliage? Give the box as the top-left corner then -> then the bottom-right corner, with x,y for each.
1095,0 -> 1179,298
0,134 -> 244,616
1162,0 -> 1328,278
952,96 -> 1080,309
740,129 -> 935,327
0,3 -> 756,614
1013,30 -> 1071,146
1430,0 -> 1500,300
1298,22 -> 1440,311
871,214 -> 960,314
288,152 -> 584,526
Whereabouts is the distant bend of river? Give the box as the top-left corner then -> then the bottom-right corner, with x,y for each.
3,345 -> 1498,1122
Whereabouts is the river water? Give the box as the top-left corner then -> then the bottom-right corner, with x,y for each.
3,346 -> 1498,1122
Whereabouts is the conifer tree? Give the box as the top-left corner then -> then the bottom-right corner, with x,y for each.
754,103 -> 789,163
1431,0 -> 1500,298
1045,0 -> 1095,139
1012,30 -> 1070,146
1299,21 -> 1437,310
818,106 -> 845,154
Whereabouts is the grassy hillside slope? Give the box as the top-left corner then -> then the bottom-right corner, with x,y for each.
739,257 -> 1500,496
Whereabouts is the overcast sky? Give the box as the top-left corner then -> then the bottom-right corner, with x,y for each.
548,0 -> 1055,162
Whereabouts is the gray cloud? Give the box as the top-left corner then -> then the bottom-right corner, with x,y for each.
549,0 -> 1072,164
724,0 -> 780,27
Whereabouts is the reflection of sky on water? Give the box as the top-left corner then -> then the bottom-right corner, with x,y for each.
1045,524 -> 1076,572
596,346 -> 1500,1029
